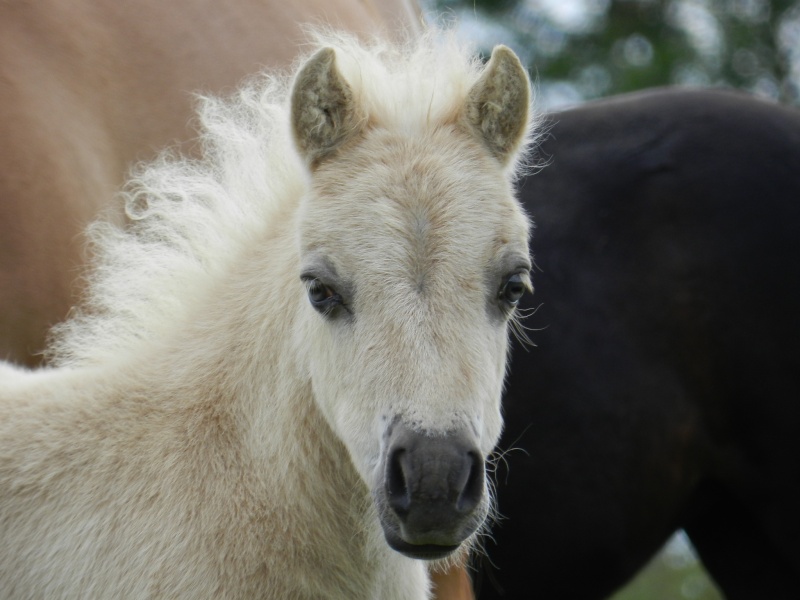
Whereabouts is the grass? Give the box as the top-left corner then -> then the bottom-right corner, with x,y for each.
610,532 -> 723,600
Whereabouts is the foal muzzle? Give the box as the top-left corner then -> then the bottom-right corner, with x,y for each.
375,421 -> 487,560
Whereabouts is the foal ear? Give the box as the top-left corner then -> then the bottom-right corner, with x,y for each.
291,47 -> 364,167
463,46 -> 531,165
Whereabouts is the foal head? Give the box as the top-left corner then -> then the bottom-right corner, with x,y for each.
290,36 -> 533,560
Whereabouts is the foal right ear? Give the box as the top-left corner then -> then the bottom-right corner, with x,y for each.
291,48 -> 365,167
463,45 -> 531,166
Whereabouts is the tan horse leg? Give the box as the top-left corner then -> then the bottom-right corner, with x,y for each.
431,566 -> 475,600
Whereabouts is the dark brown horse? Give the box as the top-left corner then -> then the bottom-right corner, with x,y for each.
478,88 -> 800,599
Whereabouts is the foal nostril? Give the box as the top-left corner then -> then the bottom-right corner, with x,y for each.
386,448 -> 411,516
456,451 -> 484,514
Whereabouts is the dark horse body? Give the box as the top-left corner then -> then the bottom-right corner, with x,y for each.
481,88 -> 800,599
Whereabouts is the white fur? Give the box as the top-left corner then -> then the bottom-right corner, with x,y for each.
0,29 -> 536,599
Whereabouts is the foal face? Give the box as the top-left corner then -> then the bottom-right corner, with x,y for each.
297,126 -> 531,558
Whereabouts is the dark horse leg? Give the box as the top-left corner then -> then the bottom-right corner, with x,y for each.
686,482 -> 798,600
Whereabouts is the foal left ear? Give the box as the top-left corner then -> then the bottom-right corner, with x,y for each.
463,46 -> 531,166
291,47 -> 365,167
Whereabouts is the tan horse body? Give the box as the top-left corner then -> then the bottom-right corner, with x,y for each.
0,0 -> 420,366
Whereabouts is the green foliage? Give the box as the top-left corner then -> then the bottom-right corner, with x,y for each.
424,0 -> 800,107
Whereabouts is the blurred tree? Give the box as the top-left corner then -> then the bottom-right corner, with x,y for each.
423,0 -> 800,108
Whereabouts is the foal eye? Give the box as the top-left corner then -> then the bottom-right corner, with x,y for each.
499,273 -> 527,307
307,279 -> 332,304
304,278 -> 342,315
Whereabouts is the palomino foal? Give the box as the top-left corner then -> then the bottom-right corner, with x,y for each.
0,33 -> 533,599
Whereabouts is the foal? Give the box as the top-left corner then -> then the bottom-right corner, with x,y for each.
0,31 -> 534,599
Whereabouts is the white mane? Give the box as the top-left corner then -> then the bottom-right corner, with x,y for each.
47,28 -> 533,368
